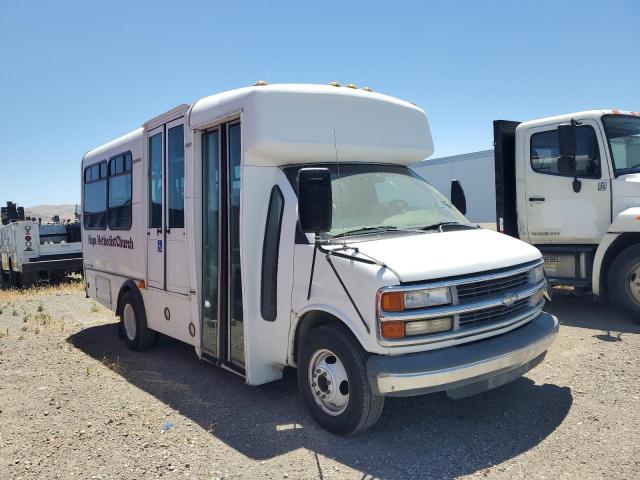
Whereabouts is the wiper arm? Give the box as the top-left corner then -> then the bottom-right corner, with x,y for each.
419,221 -> 477,232
331,225 -> 399,239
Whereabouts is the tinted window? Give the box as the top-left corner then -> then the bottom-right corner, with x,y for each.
83,160 -> 107,229
168,125 -> 184,228
602,114 -> 640,176
261,186 -> 284,321
149,133 -> 163,228
108,152 -> 132,230
531,126 -> 601,178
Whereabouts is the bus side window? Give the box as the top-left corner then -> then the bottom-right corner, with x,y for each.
260,186 -> 285,321
83,160 -> 108,230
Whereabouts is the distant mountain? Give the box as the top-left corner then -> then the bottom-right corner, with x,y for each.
25,204 -> 78,222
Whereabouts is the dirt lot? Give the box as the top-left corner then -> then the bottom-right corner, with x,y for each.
0,283 -> 639,480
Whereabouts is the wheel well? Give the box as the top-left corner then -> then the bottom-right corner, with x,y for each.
600,233 -> 640,296
293,310 -> 356,363
115,280 -> 142,318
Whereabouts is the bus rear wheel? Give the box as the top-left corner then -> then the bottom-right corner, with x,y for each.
120,291 -> 156,351
608,243 -> 640,323
297,325 -> 384,435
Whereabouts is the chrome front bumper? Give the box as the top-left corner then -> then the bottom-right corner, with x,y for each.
367,312 -> 558,397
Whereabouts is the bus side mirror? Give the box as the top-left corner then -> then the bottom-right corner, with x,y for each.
450,179 -> 467,215
297,168 -> 332,234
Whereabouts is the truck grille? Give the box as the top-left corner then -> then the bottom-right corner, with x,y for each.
456,270 -> 530,301
459,298 -> 529,328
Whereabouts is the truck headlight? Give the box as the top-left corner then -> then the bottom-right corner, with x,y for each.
380,286 -> 452,312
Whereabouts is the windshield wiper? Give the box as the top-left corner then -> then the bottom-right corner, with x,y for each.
419,221 -> 477,232
331,225 -> 400,239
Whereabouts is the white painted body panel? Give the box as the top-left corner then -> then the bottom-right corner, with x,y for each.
0,221 -> 40,271
517,116 -> 612,245
0,221 -> 81,273
81,84 -> 543,387
342,229 -> 540,283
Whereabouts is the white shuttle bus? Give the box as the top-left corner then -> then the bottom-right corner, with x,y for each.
82,83 -> 558,434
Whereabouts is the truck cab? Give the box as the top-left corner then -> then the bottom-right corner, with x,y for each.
494,110 -> 640,317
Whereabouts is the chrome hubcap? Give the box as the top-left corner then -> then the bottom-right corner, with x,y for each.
628,264 -> 640,304
123,303 -> 136,341
308,348 -> 349,416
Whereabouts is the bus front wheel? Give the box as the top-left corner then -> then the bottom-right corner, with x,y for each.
297,324 -> 384,435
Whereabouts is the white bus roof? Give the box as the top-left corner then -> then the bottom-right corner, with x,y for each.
84,83 -> 434,167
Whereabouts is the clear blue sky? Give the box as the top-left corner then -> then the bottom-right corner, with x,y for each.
1,0 -> 638,206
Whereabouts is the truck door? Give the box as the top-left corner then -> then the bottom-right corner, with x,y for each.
145,119 -> 188,295
201,121 -> 245,370
523,119 -> 611,245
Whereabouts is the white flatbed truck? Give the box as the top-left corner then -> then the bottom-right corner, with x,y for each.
81,83 -> 558,434
488,111 -> 640,320
0,215 -> 82,288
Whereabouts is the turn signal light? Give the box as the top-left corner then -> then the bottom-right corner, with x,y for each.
381,321 -> 405,339
380,291 -> 404,312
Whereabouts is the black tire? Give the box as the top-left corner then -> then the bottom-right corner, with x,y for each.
120,290 -> 156,351
297,324 -> 384,435
608,243 -> 640,323
10,270 -> 21,289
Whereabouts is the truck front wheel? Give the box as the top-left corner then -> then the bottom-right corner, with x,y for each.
297,325 -> 384,435
608,244 -> 640,323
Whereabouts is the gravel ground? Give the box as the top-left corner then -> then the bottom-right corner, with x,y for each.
0,283 -> 639,479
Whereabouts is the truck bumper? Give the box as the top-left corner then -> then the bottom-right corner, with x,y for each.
367,312 -> 558,398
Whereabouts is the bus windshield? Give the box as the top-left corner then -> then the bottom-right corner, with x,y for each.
602,114 -> 640,176
286,163 -> 470,239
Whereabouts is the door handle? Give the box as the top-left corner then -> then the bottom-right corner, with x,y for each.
166,228 -> 171,234
156,227 -> 162,235
529,196 -> 545,202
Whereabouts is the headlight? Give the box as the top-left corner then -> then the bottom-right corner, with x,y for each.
405,317 -> 453,336
380,317 -> 453,339
532,264 -> 546,284
380,286 -> 452,312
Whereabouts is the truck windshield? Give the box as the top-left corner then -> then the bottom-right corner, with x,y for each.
286,163 -> 470,239
602,115 -> 640,176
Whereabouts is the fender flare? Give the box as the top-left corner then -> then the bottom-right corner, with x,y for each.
592,208 -> 640,295
115,279 -> 146,320
289,303 -> 371,367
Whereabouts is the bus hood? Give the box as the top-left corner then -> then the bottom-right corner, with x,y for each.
348,228 -> 541,283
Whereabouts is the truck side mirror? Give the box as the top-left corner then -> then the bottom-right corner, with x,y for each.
450,179 -> 467,215
558,124 -> 577,163
297,168 -> 333,234
558,124 -> 582,192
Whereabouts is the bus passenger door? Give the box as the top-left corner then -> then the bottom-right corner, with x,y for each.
146,126 -> 165,289
201,120 -> 245,370
146,120 -> 188,295
165,119 -> 188,295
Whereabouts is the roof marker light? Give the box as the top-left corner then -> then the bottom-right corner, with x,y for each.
328,81 -> 341,87
361,86 -> 373,92
254,80 -> 268,86
344,83 -> 357,89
